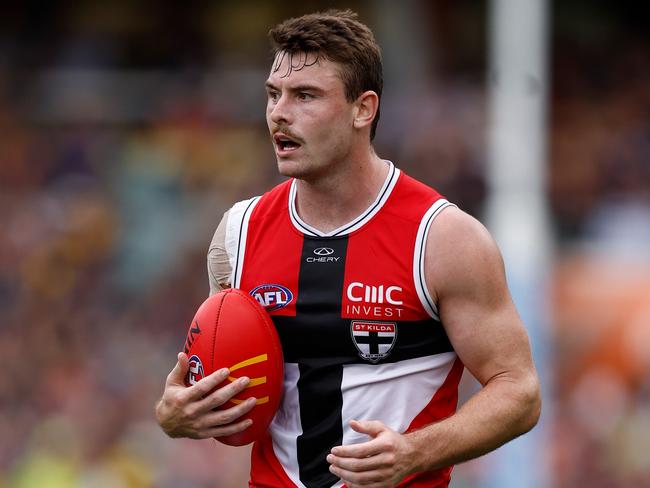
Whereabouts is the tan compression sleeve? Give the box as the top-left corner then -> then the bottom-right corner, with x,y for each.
207,210 -> 232,295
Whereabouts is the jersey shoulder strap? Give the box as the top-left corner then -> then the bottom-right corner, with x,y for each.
224,180 -> 293,288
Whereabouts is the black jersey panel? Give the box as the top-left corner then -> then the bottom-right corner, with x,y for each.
273,316 -> 453,366
294,237 -> 348,488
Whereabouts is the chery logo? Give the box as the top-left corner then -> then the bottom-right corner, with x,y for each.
307,247 -> 339,263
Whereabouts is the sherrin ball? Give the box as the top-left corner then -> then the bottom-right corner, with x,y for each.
183,288 -> 284,446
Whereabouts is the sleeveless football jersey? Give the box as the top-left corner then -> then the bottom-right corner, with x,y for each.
223,162 -> 463,488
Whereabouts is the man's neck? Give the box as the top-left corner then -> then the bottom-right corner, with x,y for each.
294,152 -> 390,234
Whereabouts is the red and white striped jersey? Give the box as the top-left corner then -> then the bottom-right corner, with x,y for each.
222,162 -> 463,488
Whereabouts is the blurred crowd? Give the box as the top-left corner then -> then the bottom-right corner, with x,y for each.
0,1 -> 649,487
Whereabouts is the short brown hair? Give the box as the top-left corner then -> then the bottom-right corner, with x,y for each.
269,9 -> 383,140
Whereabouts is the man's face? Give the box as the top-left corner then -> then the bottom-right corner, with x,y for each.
265,51 -> 356,181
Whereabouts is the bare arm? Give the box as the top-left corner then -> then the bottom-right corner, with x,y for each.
405,206 -> 541,470
328,207 -> 541,486
156,210 -> 252,439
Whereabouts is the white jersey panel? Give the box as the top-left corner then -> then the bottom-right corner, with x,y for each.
340,352 -> 458,446
224,196 -> 260,288
269,363 -> 306,488
413,199 -> 457,320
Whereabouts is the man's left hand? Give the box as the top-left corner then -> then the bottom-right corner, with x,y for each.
327,420 -> 417,488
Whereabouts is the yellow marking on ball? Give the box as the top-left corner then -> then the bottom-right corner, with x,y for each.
227,354 -> 269,390
228,375 -> 267,387
230,396 -> 270,405
229,354 -> 268,371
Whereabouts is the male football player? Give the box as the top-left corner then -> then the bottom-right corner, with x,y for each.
156,10 -> 540,488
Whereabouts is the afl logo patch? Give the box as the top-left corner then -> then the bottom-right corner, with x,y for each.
351,321 -> 397,363
187,355 -> 205,385
250,284 -> 293,312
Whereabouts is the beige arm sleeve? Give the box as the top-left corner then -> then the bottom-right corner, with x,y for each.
207,210 -> 232,295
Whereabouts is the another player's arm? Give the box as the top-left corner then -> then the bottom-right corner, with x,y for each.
328,207 -> 541,486
155,211 -> 253,440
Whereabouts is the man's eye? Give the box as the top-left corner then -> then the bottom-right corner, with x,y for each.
268,91 -> 279,101
298,92 -> 312,100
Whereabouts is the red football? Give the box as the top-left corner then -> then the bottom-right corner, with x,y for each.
182,288 -> 284,446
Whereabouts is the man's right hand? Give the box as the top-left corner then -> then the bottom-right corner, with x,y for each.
155,352 -> 257,439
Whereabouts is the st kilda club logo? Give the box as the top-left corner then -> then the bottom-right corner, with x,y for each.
351,320 -> 397,363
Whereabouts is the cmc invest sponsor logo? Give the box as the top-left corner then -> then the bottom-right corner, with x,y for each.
346,282 -> 403,305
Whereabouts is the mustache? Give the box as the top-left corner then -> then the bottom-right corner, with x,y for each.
271,126 -> 303,143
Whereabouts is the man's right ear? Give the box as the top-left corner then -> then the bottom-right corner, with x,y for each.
352,91 -> 379,131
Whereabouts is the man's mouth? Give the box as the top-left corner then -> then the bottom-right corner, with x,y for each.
274,133 -> 302,153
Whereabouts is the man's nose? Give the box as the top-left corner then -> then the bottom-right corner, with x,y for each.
270,95 -> 292,125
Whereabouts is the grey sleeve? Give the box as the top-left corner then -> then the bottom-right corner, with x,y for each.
207,210 -> 232,295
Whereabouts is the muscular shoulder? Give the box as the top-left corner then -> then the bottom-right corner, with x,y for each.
424,207 -> 537,396
425,206 -> 506,305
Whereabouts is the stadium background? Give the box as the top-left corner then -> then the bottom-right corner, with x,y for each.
1,0 -> 649,486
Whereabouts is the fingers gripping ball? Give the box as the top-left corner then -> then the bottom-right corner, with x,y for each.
183,288 -> 284,446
